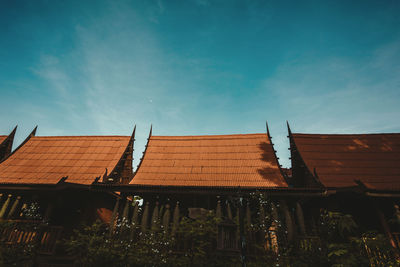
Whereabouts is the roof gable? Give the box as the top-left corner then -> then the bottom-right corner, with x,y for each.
131,133 -> 287,188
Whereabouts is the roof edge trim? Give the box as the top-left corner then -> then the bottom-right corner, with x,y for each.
287,123 -> 324,188
0,125 -> 17,162
0,126 -> 37,164
131,125 -> 152,181
266,121 -> 289,186
106,125 -> 136,184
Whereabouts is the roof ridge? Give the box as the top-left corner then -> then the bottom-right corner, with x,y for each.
293,133 -> 400,136
32,135 -> 131,138
151,133 -> 267,138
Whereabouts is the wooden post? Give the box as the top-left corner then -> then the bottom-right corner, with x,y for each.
246,202 -> 251,228
281,200 -> 294,243
43,201 -> 54,222
151,202 -> 159,231
109,198 -> 120,234
239,197 -> 246,267
162,204 -> 171,233
227,202 -> 233,220
7,196 -> 21,219
122,199 -> 130,220
216,200 -> 222,219
0,194 -> 12,219
141,202 -> 150,233
172,201 -> 180,236
296,202 -> 306,236
130,201 -> 139,239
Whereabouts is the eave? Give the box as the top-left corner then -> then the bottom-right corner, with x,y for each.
91,183 -> 327,196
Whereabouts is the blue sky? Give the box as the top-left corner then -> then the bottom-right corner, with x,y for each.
1,0 -> 399,168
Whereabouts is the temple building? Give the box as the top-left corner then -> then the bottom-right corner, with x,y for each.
288,123 -> 400,252
0,122 -> 399,265
94,125 -> 324,255
0,126 -> 135,260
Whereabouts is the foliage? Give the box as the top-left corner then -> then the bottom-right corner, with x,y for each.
0,202 -> 43,266
361,232 -> 399,267
289,210 -> 399,267
173,213 -> 219,266
64,207 -> 281,267
65,214 -> 226,267
4,198 -> 400,267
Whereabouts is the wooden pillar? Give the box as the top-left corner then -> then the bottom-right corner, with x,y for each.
162,204 -> 171,232
151,202 -> 159,231
172,201 -> 180,235
269,202 -> 279,253
141,202 -> 150,233
226,202 -> 233,220
7,196 -> 21,219
0,194 -> 12,219
131,201 -> 139,226
259,202 -> 265,225
216,200 -> 222,219
281,200 -> 294,243
296,202 -> 306,236
246,202 -> 251,228
122,199 -> 131,220
130,201 -> 139,239
44,201 -> 55,222
109,198 -> 120,233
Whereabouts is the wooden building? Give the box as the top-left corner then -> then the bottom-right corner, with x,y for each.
0,126 -> 135,263
287,123 -> 400,255
1,122 -> 398,264
94,125 -> 325,259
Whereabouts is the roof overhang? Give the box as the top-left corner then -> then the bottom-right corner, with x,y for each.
91,183 -> 327,196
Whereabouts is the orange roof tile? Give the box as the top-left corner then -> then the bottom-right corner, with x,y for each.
130,133 -> 287,188
0,135 -> 131,185
291,133 -> 400,190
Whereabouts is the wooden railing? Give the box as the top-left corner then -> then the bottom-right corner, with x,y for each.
362,233 -> 398,266
0,220 -> 63,255
38,225 -> 63,255
217,223 -> 238,251
298,235 -> 321,252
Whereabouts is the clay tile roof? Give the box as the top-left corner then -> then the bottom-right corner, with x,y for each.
291,133 -> 400,191
130,133 -> 287,188
0,135 -> 131,185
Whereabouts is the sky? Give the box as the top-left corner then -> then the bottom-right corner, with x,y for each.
1,0 -> 399,168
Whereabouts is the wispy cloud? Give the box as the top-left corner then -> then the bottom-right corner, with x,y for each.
261,39 -> 400,167
3,0 -> 400,171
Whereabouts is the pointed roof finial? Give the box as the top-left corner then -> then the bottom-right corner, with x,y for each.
149,124 -> 153,138
266,121 -> 271,138
1,125 -> 38,163
286,121 -> 292,136
9,125 -> 17,137
31,125 -> 38,137
132,125 -> 136,138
